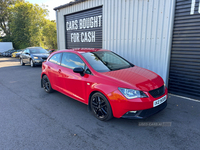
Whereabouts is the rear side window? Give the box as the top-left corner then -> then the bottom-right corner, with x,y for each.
49,53 -> 62,65
61,53 -> 85,69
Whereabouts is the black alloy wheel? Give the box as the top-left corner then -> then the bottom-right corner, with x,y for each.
90,92 -> 113,121
42,75 -> 53,93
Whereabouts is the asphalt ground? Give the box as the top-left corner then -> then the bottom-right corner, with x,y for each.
0,57 -> 200,150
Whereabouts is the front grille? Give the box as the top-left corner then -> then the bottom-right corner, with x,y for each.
149,85 -> 165,98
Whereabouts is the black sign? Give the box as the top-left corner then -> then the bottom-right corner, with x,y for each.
65,6 -> 102,49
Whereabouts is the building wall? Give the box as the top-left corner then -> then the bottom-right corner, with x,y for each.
56,0 -> 176,84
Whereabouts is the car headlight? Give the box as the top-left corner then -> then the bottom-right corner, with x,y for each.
34,57 -> 39,59
118,88 -> 148,99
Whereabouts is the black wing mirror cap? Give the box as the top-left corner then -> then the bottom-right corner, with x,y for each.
73,67 -> 84,76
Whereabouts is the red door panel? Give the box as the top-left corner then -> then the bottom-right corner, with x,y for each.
58,66 -> 87,103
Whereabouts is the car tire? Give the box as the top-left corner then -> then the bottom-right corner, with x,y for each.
30,59 -> 35,67
42,75 -> 53,93
90,92 -> 113,121
20,58 -> 25,66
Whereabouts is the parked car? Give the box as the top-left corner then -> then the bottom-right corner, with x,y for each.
2,49 -> 13,57
5,51 -> 9,57
20,47 -> 49,67
5,49 -> 17,57
11,50 -> 22,58
41,48 -> 168,121
2,51 -> 6,57
15,51 -> 23,58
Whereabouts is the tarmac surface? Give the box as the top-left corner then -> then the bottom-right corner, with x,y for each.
0,57 -> 200,150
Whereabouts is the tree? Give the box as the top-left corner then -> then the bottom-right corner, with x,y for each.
1,1 -> 57,49
0,0 -> 17,36
8,1 -> 48,49
42,20 -> 57,49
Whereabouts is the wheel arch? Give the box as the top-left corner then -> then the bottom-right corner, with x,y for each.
87,90 -> 111,111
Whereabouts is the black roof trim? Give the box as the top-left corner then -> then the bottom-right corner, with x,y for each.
54,0 -> 88,11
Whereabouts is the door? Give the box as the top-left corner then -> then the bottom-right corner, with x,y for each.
21,49 -> 28,63
23,49 -> 30,63
59,52 -> 87,102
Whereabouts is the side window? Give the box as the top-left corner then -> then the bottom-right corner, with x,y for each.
49,53 -> 62,65
61,53 -> 85,69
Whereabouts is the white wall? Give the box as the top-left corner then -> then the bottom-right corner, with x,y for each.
56,0 -> 176,85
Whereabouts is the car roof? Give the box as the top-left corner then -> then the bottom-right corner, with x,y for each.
58,48 -> 110,54
27,47 -> 43,49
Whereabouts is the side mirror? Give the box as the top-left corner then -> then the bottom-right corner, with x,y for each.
73,67 -> 84,76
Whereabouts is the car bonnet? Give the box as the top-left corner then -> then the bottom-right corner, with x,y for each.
101,66 -> 164,92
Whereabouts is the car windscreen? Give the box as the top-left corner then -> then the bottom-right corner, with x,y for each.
30,48 -> 48,54
81,51 -> 133,72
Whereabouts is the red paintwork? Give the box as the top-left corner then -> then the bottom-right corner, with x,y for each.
41,49 -> 168,118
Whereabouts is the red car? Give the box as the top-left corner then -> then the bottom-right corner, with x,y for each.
41,48 -> 168,121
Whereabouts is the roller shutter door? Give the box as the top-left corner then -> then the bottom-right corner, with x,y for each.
65,6 -> 102,49
168,0 -> 200,100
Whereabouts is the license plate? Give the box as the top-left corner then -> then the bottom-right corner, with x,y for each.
153,95 -> 167,107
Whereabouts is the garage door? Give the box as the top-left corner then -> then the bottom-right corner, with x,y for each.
65,6 -> 102,49
168,0 -> 200,100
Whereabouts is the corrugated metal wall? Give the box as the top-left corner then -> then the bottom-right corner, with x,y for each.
56,0 -> 176,84
168,0 -> 200,100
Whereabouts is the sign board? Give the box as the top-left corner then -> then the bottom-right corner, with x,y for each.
65,6 -> 102,49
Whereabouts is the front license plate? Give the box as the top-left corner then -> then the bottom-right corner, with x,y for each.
153,95 -> 167,107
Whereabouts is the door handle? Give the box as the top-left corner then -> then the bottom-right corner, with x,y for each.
58,69 -> 61,73
48,66 -> 51,69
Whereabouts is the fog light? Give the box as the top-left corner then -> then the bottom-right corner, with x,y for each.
126,111 -> 137,114
129,111 -> 137,113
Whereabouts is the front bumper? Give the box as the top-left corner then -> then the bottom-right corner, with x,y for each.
107,87 -> 168,119
33,59 -> 46,65
121,101 -> 167,119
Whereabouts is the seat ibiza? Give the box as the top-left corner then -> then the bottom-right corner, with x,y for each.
41,48 -> 168,121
